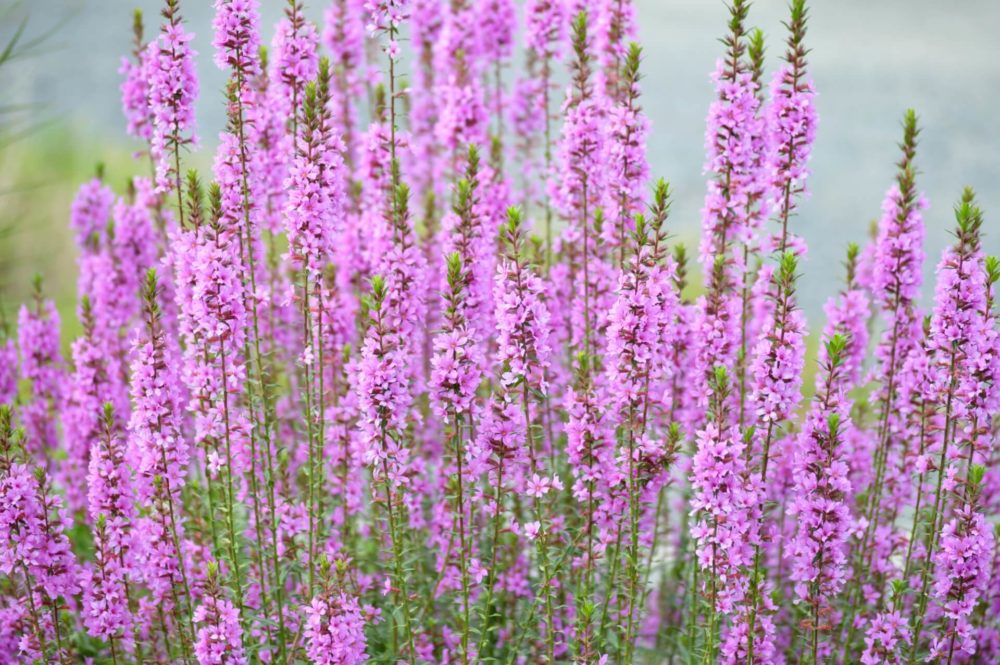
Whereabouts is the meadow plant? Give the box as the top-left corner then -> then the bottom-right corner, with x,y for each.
0,0 -> 997,663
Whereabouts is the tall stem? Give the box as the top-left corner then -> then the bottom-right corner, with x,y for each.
907,352 -> 958,663
453,413 -> 471,665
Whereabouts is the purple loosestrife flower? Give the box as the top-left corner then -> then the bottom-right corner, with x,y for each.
592,0 -> 637,100
564,375 -> 614,510
271,5 -> 319,122
603,201 -> 681,661
747,254 -> 806,429
433,0 -> 481,77
286,60 -> 351,592
689,418 -> 756,615
471,209 -> 550,530
916,196 -> 995,660
70,177 -> 114,248
15,2 -> 1000,661
305,561 -> 369,665
0,600 -> 37,659
120,10 -> 153,142
128,271 -> 191,607
851,114 -> 926,624
356,179 -> 427,486
553,14 -> 605,229
82,407 -> 135,650
438,148 -> 496,350
494,211 -> 552,394
317,265 -> 358,366
376,186 -> 428,366
788,335 -> 854,657
690,360 -> 772,664
972,484 -> 1000,660
245,54 -> 290,236
765,1 -> 817,254
924,197 -> 992,441
86,407 -> 134,555
78,247 -> 133,359
692,2 -> 759,432
17,291 -> 64,459
509,73 -> 546,208
973,257 -> 1000,413
112,182 -> 161,303
149,1 -> 199,193
356,118 -> 396,280
659,245 -> 699,434
212,0 -> 261,74
700,60 -> 768,271
365,0 -> 408,39
323,0 -> 368,158
889,205 -> 981,652
323,379 -> 366,536
432,0 -> 489,175
194,567 -> 248,665
0,335 -> 15,405
17,475 -> 79,655
699,2 -> 769,284
407,0 -> 444,198
690,260 -> 742,414
552,15 -> 621,358
604,45 -> 650,253
787,252 -> 868,638
477,151 -> 512,246
605,209 -> 678,431
304,592 -> 368,664
929,502 -> 994,660
128,296 -> 188,488
470,398 -> 528,491
736,259 -> 806,665
434,73 -> 490,174
765,65 -> 816,246
284,63 -> 347,282
62,298 -> 127,514
0,414 -> 78,662
818,249 -> 870,390
477,0 -> 516,64
514,0 -> 563,213
725,598 -> 778,665
83,179 -> 155,345
70,178 -> 137,354
214,124 -> 262,250
746,261 -> 775,346
861,611 -> 910,665
185,188 -> 252,482
874,125 -> 924,283
353,188 -> 426,662
172,178 -> 206,376
871,112 -> 926,359
430,254 -> 485,419
323,0 -> 368,85
524,0 -> 566,60
356,277 -> 416,487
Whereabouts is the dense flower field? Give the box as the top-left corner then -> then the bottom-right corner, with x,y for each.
0,0 -> 997,662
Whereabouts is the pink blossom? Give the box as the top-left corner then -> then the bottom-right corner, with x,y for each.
148,10 -> 199,192
304,591 -> 368,664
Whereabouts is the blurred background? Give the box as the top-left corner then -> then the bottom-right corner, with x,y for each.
1,0 -> 998,343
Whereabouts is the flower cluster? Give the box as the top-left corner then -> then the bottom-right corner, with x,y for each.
304,585 -> 368,665
148,1 -> 199,192
212,0 -> 261,73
